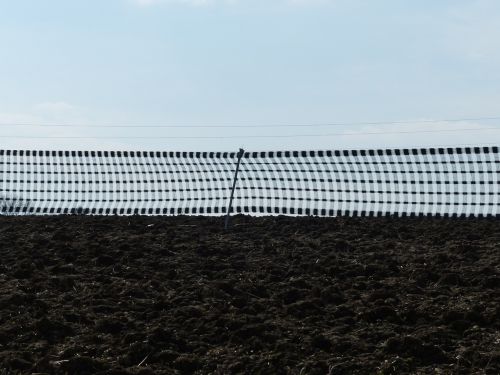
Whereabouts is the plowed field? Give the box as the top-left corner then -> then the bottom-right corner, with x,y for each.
0,216 -> 499,374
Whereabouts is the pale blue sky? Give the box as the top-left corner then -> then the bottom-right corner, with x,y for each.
0,0 -> 499,151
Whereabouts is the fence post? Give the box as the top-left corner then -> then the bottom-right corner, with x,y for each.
225,148 -> 245,230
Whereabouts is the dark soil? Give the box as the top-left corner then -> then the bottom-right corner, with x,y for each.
0,215 -> 499,374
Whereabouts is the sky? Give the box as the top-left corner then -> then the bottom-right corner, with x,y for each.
0,0 -> 500,151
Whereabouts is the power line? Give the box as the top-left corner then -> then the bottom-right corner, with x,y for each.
0,116 -> 500,129
1,126 -> 500,139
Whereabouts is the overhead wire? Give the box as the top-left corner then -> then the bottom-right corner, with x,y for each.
0,126 -> 500,139
0,116 -> 500,129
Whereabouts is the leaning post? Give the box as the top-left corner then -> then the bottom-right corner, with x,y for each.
224,148 -> 245,230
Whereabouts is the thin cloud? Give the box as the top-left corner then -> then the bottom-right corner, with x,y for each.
131,0 -> 223,6
0,110 -> 130,151
130,0 -> 333,7
34,101 -> 76,113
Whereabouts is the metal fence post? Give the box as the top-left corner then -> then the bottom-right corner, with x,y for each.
225,148 -> 245,230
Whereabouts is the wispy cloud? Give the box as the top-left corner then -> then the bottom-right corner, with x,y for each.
0,105 -> 129,151
131,0 -> 227,7
130,0 -> 333,7
34,101 -> 77,114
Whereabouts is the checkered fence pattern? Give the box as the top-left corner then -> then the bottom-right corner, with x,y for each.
0,146 -> 499,217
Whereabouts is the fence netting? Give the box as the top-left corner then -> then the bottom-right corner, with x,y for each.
0,146 -> 499,217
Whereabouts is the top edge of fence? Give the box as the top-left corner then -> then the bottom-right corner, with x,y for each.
0,146 -> 499,158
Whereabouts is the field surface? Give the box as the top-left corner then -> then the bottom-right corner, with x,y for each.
0,216 -> 499,374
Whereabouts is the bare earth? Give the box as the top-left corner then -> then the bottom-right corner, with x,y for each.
0,215 -> 499,374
